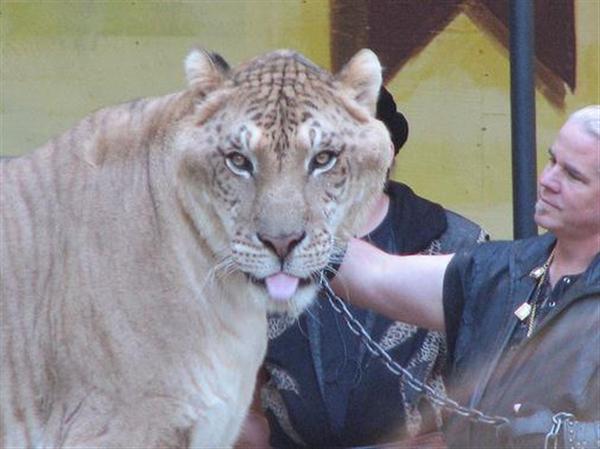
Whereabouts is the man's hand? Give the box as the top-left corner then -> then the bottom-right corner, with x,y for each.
234,366 -> 272,448
234,410 -> 271,448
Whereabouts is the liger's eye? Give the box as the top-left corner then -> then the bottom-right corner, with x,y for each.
225,152 -> 253,177
310,151 -> 337,174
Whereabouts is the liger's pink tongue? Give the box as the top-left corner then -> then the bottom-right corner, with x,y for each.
265,272 -> 300,302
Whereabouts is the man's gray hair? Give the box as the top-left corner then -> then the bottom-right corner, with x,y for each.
568,105 -> 600,139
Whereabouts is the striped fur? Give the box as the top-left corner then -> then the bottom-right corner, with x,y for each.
0,48 -> 391,448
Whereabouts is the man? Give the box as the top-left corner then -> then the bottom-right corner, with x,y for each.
332,105 -> 600,448
237,88 -> 488,448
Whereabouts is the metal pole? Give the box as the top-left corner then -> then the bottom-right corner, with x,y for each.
509,0 -> 538,239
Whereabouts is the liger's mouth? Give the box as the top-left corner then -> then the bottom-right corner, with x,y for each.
247,272 -> 313,302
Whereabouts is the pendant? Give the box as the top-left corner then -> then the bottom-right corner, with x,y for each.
514,302 -> 532,321
529,266 -> 546,279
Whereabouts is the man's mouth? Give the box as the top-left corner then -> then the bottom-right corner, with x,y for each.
248,272 -> 312,302
539,195 -> 560,210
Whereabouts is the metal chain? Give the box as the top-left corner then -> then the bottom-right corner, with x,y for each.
319,276 -> 509,427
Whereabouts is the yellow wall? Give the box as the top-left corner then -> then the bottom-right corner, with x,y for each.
387,2 -> 599,238
1,1 -> 598,238
1,1 -> 330,153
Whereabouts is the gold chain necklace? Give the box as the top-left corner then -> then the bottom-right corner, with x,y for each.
526,249 -> 555,337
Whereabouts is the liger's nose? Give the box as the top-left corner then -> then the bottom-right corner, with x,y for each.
257,231 -> 306,260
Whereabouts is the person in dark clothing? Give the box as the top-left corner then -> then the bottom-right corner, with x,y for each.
331,105 -> 600,449
236,88 -> 488,448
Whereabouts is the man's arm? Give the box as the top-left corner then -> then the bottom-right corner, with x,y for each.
331,238 -> 452,331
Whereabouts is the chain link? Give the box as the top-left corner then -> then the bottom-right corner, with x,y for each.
319,276 -> 509,427
544,412 -> 574,449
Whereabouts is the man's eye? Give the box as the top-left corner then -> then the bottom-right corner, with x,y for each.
565,169 -> 583,182
225,152 -> 253,176
310,151 -> 337,173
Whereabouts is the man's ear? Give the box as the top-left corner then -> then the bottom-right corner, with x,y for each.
335,49 -> 382,116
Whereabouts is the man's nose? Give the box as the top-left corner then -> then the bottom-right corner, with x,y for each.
539,165 -> 560,192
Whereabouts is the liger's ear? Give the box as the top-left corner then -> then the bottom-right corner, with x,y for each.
335,49 -> 382,117
184,49 -> 229,92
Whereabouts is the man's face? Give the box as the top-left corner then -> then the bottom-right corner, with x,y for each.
534,120 -> 600,240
